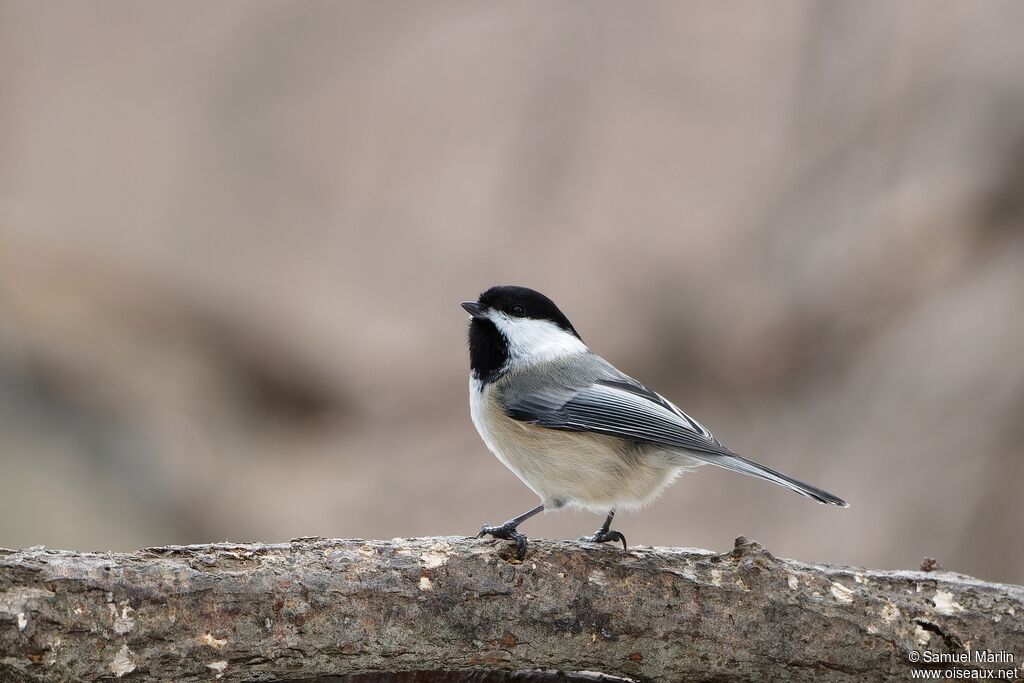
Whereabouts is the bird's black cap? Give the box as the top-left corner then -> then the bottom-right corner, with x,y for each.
472,285 -> 581,339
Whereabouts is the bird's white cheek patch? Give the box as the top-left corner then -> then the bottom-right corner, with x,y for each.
489,314 -> 586,362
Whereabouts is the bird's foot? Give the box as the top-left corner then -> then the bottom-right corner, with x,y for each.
478,521 -> 528,559
578,529 -> 628,551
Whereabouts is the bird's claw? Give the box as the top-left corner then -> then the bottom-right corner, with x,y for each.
578,529 -> 628,551
478,521 -> 528,559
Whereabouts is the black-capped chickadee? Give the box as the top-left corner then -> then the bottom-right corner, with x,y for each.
462,285 -> 847,558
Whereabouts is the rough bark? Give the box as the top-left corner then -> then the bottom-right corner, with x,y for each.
1,536 -> 1021,682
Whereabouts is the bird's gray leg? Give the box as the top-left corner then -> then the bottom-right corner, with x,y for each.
579,509 -> 627,551
477,504 -> 544,559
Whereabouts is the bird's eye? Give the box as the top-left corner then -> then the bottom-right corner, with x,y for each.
511,305 -> 525,317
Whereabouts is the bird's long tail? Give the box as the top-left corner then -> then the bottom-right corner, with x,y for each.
690,452 -> 848,507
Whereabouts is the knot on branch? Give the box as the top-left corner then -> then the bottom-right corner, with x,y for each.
728,534 -> 774,560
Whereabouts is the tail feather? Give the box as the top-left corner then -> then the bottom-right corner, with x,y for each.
695,452 -> 848,507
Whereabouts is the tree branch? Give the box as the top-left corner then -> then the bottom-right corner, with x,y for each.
1,536 -> 1021,682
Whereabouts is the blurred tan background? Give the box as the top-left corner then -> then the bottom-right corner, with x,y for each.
1,1 -> 1022,584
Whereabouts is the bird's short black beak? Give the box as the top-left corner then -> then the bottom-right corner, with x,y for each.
461,301 -> 486,319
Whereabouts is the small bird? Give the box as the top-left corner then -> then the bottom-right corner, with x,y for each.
463,285 -> 847,558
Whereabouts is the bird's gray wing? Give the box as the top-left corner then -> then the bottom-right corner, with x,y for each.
502,373 -> 848,506
503,375 -> 730,457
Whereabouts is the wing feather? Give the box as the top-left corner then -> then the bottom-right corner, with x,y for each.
502,374 -> 848,507
505,377 -> 730,456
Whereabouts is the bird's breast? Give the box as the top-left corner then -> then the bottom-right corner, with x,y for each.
468,375 -> 687,510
